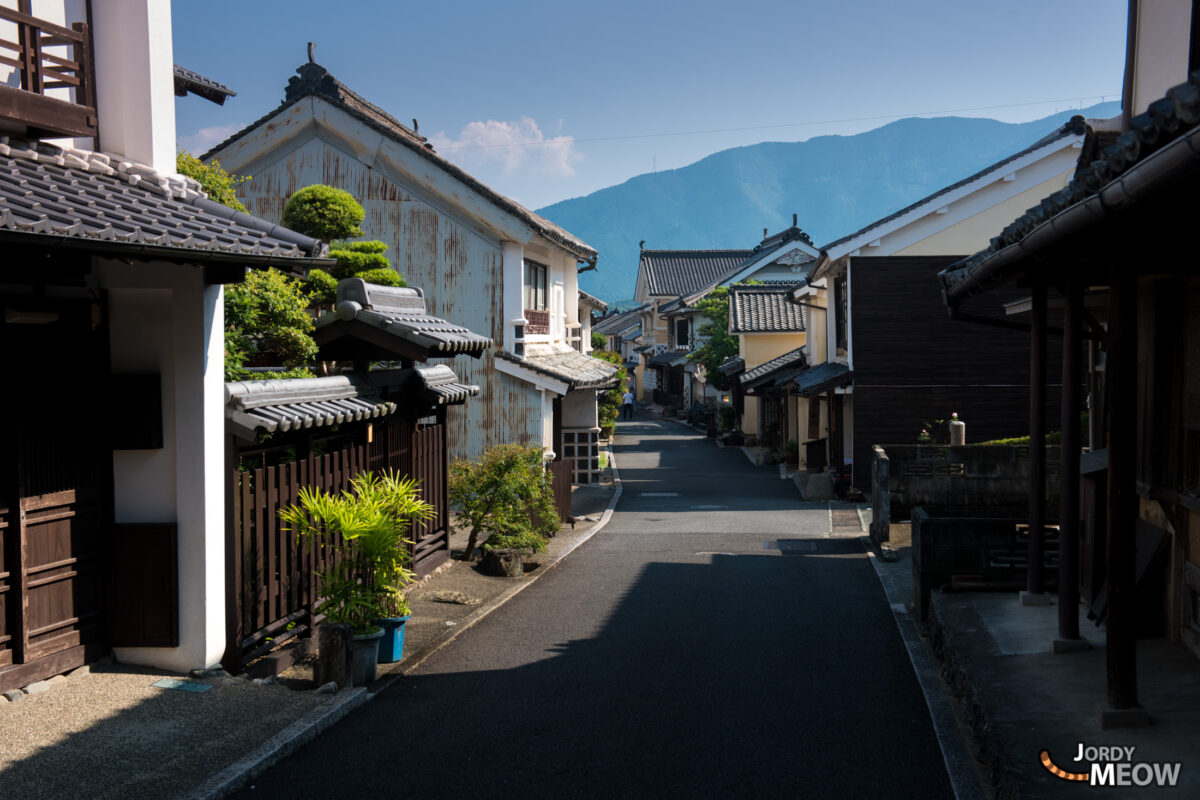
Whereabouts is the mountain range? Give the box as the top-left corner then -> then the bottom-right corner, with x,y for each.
537,102 -> 1120,304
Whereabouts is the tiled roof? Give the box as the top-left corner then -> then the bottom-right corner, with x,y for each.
0,137 -> 327,264
824,116 -> 1088,253
225,375 -> 395,439
173,64 -> 236,105
792,362 -> 853,396
315,279 -> 493,359
740,347 -> 807,387
412,364 -> 479,405
647,349 -> 690,368
497,346 -> 620,390
577,289 -> 608,312
729,284 -> 806,334
640,249 -> 754,296
204,62 -> 597,265
940,76 -> 1200,302
717,355 -> 745,376
593,308 -> 642,336
620,324 -> 642,342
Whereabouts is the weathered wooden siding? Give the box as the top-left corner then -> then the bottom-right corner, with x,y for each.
236,136 -> 542,460
849,255 -> 1064,487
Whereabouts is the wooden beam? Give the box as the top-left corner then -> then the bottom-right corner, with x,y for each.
1058,278 -> 1083,640
1106,265 -> 1139,710
1027,280 -> 1047,596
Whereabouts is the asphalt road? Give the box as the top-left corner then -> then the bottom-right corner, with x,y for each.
232,416 -> 954,799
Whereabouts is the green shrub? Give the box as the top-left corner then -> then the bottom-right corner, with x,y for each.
591,350 -> 627,428
176,151 -> 249,212
352,267 -> 405,287
303,268 -> 339,307
449,444 -> 559,561
282,185 -> 364,242
329,240 -> 391,279
591,331 -> 606,350
224,268 -> 318,379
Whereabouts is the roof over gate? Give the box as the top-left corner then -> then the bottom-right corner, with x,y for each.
315,278 -> 493,362
791,362 -> 853,396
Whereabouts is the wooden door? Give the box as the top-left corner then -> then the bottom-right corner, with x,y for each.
1,298 -> 110,690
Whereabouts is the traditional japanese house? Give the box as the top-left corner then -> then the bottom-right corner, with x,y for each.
202,58 -> 618,482
0,1 -> 329,689
937,0 -> 1200,723
789,116 -> 1087,489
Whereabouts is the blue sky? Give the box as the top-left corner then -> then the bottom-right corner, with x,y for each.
173,0 -> 1129,211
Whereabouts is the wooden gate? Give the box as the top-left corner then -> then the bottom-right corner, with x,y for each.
1,301 -> 110,692
225,418 -> 449,672
549,458 -> 573,525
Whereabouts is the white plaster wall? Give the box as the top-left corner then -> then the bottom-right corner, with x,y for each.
92,0 -> 176,173
1133,0 -> 1192,115
540,390 -> 555,455
563,388 -> 598,428
502,241 -> 524,353
96,259 -> 226,671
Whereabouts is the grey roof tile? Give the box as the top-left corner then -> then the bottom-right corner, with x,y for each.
740,346 -> 807,387
225,374 -> 396,438
315,279 -> 493,359
497,347 -> 620,390
793,362 -> 853,396
640,249 -> 754,297
204,62 -> 597,265
717,355 -> 745,376
593,308 -> 642,336
578,289 -> 607,312
173,64 -> 236,105
412,364 -> 480,405
0,137 -> 326,264
729,284 -> 807,333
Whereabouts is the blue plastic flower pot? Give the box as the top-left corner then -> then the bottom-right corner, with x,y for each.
375,615 -> 411,663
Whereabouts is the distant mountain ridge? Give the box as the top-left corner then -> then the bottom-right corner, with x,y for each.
538,102 -> 1119,303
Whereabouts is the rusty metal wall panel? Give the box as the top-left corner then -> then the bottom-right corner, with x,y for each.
236,137 -> 542,461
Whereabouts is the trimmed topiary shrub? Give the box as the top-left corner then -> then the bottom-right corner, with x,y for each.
282,185 -> 364,242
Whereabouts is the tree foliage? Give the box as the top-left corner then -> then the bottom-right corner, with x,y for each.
591,331 -> 606,350
282,185 -> 365,242
448,444 -> 559,561
225,269 -> 318,380
591,350 -> 628,428
176,151 -> 249,212
689,286 -> 739,391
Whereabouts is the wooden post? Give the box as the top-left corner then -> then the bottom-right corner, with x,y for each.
221,436 -> 243,673
1105,267 -> 1140,715
1025,279 -> 1048,601
1057,279 -> 1085,647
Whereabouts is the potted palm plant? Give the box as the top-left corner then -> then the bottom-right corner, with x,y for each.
280,470 -> 434,686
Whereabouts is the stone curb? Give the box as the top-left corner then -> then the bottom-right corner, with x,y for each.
859,536 -> 987,800
188,687 -> 368,800
192,442 -> 625,800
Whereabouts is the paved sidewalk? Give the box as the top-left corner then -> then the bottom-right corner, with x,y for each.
867,523 -> 1200,799
0,460 -> 620,800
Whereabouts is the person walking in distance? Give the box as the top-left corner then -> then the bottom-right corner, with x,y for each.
621,387 -> 635,420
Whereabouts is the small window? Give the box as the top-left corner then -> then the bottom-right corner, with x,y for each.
675,318 -> 689,348
524,260 -> 547,311
834,273 -> 848,353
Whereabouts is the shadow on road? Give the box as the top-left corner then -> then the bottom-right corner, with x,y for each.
230,539 -> 953,800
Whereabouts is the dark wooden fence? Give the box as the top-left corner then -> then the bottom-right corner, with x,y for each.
224,422 -> 448,673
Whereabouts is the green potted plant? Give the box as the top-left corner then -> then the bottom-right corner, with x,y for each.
280,470 -> 434,683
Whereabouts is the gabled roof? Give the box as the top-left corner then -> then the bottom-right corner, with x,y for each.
740,346 -> 807,389
203,61 -> 597,265
496,346 -> 620,391
315,279 -> 493,362
729,284 -> 807,334
639,249 -> 754,296
173,64 -> 236,105
0,137 -> 327,266
821,116 -> 1089,258
940,76 -> 1200,303
225,374 -> 396,440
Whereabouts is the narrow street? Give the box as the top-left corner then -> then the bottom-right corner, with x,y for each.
232,416 -> 954,799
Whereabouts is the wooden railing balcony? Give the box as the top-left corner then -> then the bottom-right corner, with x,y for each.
0,6 -> 97,139
524,308 -> 550,335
